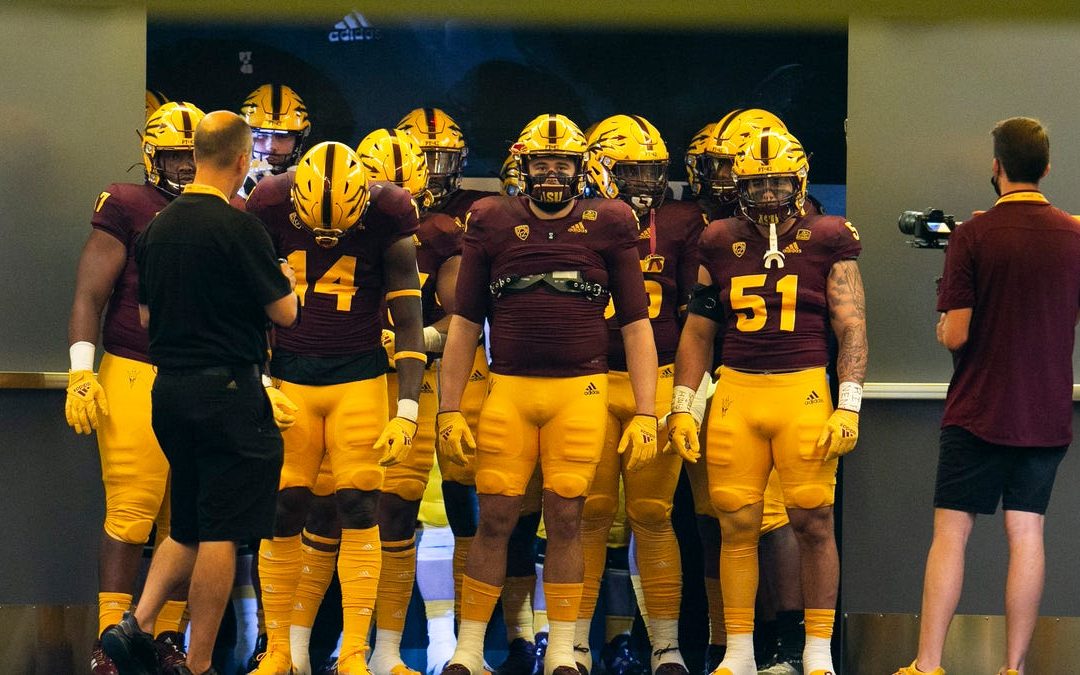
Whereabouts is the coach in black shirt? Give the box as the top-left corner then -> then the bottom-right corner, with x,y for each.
102,111 -> 298,675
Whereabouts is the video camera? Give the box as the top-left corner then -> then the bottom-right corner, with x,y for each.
898,208 -> 961,248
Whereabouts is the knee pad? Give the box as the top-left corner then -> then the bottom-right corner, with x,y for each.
382,469 -> 429,502
543,471 -> 590,499
583,492 -> 618,522
626,497 -> 672,526
709,485 -> 761,515
103,481 -> 165,545
334,461 -> 384,493
784,483 -> 835,510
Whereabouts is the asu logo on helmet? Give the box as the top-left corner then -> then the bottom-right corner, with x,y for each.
142,101 -> 204,197
357,128 -> 431,209
396,107 -> 467,207
512,113 -> 588,207
290,142 -> 370,248
585,114 -> 670,215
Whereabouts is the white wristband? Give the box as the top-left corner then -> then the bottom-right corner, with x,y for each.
396,398 -> 419,422
837,381 -> 863,413
689,372 -> 711,426
69,341 -> 95,371
261,374 -> 273,387
423,325 -> 446,353
671,385 -> 696,414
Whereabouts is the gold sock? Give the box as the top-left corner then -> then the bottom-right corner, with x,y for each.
98,592 -> 132,635
453,536 -> 472,620
152,600 -> 186,637
259,535 -> 303,654
804,608 -> 836,640
724,606 -> 755,638
633,524 -> 682,621
502,575 -> 536,642
291,530 -> 339,630
453,576 -> 502,674
376,536 -> 417,633
577,521 -> 608,629
338,526 -> 382,658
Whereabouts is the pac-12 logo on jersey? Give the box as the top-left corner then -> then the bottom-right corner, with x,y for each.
732,242 -> 746,258
515,224 -> 530,240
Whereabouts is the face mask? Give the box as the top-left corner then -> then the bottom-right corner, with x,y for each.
991,173 -> 1001,196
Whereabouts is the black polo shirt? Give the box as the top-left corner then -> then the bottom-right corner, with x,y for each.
136,184 -> 293,369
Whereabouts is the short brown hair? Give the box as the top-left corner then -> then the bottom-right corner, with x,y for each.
992,117 -> 1049,184
194,112 -> 252,169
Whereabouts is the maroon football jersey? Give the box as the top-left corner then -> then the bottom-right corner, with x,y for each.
456,196 -> 648,377
415,211 -> 463,327
607,200 -> 706,371
433,188 -> 496,222
91,183 -> 171,363
700,214 -> 861,371
246,174 -> 419,357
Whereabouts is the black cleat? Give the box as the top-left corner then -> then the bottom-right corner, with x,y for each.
496,638 -> 541,675
600,635 -> 647,675
246,633 -> 268,673
703,645 -> 726,675
100,613 -> 159,675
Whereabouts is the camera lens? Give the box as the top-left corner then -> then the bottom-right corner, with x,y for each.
898,210 -> 923,235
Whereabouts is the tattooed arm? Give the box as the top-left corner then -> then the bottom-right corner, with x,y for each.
827,259 -> 868,386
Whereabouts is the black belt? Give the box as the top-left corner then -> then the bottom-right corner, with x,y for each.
158,364 -> 261,378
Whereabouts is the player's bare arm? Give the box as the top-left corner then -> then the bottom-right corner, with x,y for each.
429,254 -> 461,336
69,230 -> 126,344
827,259 -> 868,385
621,317 -> 658,416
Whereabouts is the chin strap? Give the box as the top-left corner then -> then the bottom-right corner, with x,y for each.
763,222 -> 786,269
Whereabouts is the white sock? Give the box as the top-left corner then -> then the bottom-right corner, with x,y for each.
573,618 -> 592,672
371,628 -> 407,675
450,619 -> 487,675
426,615 -> 457,675
545,620 -> 576,675
290,625 -> 313,675
803,635 -> 834,674
649,618 -> 686,671
716,633 -> 755,675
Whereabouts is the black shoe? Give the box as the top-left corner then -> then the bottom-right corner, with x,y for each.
246,633 -> 268,673
100,613 -> 159,675
316,657 -> 338,675
702,645 -> 726,675
651,646 -> 688,675
496,638 -> 541,675
534,633 -> 549,665
155,631 -> 188,675
599,635 -> 646,675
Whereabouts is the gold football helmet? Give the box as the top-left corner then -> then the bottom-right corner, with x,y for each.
357,128 -> 431,208
732,127 -> 808,227
511,113 -> 588,206
145,89 -> 170,122
499,153 -> 522,196
141,101 -> 204,197
395,107 -> 467,205
240,84 -> 311,172
702,109 -> 788,203
291,141 -> 370,248
585,114 -> 669,214
684,122 -> 715,199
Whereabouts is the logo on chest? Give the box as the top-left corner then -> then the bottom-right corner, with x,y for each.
515,224 -> 530,241
732,241 -> 746,258
568,222 -> 588,234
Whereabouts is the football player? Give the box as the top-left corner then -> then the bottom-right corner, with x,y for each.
398,109 -> 545,675
245,141 -> 424,675
435,113 -> 659,675
239,84 -> 311,199
667,127 -> 866,675
66,101 -> 205,675
579,114 -> 705,675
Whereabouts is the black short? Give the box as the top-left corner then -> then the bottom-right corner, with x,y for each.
151,366 -> 284,544
934,425 -> 1067,515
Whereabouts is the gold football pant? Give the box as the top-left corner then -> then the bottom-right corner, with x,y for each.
438,346 -> 489,486
581,367 -> 681,625
475,372 -> 608,498
97,352 -> 169,545
382,368 -> 438,501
